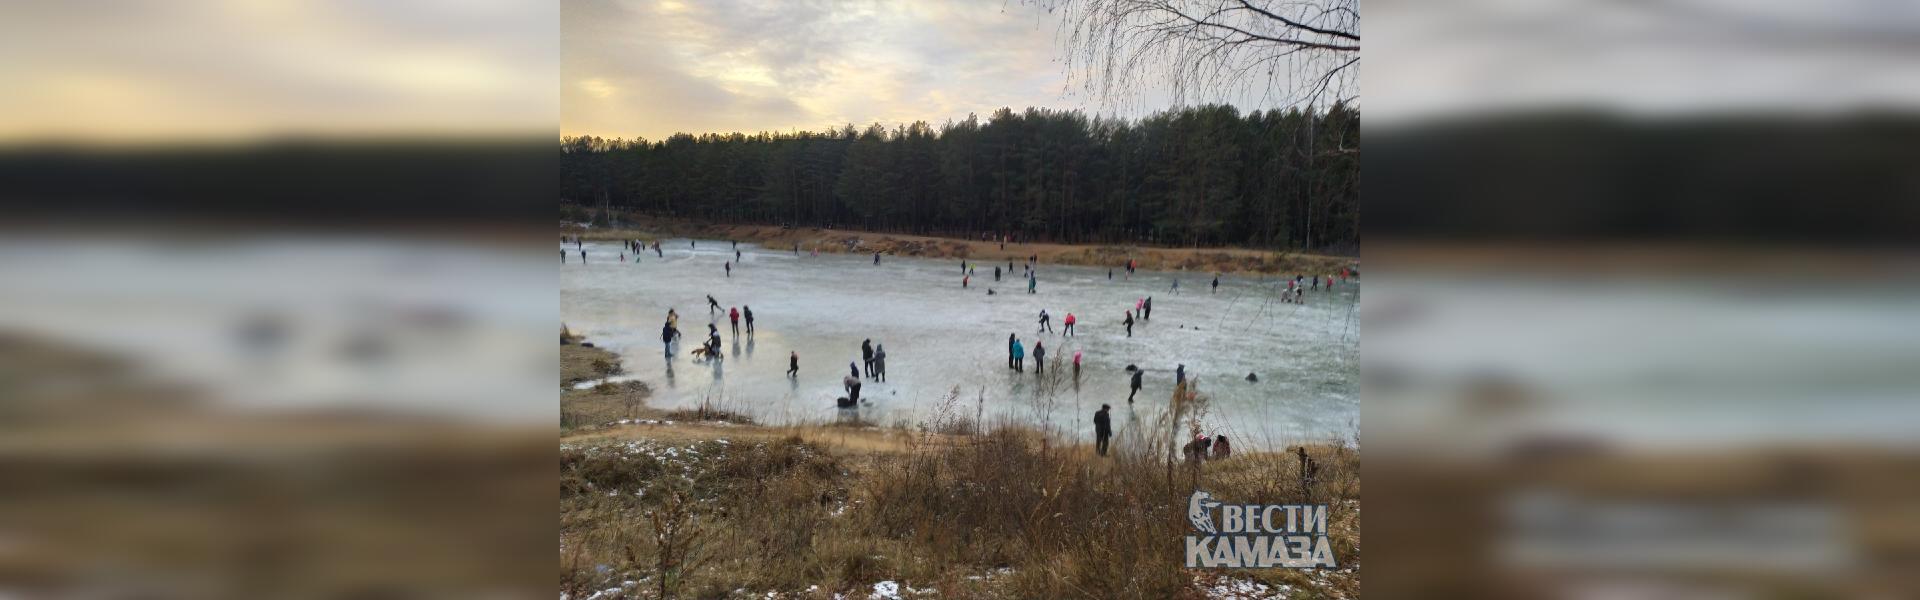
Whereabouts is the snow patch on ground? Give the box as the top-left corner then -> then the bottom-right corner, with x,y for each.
1202,576 -> 1292,599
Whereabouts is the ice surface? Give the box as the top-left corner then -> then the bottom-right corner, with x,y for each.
563,240 -> 1358,448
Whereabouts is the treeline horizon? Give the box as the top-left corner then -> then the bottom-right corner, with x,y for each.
561,104 -> 1358,251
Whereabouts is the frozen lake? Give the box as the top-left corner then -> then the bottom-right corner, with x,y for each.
562,239 -> 1358,448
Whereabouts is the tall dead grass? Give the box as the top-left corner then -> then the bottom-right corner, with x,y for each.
559,384 -> 1360,598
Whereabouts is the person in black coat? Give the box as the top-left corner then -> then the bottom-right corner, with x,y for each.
1094,404 -> 1113,456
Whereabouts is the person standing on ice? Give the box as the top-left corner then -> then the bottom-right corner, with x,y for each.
1012,339 -> 1026,372
1027,271 -> 1037,294
1033,341 -> 1047,375
787,351 -> 798,377
728,307 -> 740,338
1212,274 -> 1219,293
743,306 -> 755,335
861,339 -> 875,379
873,344 -> 888,382
725,261 -> 731,277
1123,310 -> 1134,337
1008,333 -> 1018,369
1063,312 -> 1076,336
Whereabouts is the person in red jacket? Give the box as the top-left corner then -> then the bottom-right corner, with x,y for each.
1063,312 -> 1077,336
728,307 -> 740,337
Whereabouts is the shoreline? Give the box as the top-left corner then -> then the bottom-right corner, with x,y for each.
562,216 -> 1357,276
558,332 -> 1361,598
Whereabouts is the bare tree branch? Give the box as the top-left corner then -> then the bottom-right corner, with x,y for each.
1030,0 -> 1359,110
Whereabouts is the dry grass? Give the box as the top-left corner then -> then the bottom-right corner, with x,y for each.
558,412 -> 1361,599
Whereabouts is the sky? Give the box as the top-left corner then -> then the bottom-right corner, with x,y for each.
562,0 -> 1120,140
0,0 -> 557,143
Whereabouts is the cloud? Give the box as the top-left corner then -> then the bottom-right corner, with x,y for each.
0,0 -> 558,143
562,0 -> 1105,140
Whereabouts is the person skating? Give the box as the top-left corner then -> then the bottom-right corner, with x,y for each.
661,322 -> 676,357
1212,274 -> 1219,293
1033,341 -> 1046,375
743,306 -> 754,334
1012,339 -> 1026,372
1072,351 -> 1082,378
1063,312 -> 1076,336
1123,310 -> 1134,337
873,252 -> 881,265
1143,297 -> 1153,321
963,274 -> 969,288
707,295 -> 721,316
1107,268 -> 1112,280
1128,368 -> 1143,402
654,242 -> 662,258
725,261 -> 731,277
861,339 -> 875,378
729,307 -> 740,337
994,265 -> 1001,281
1027,272 -> 1036,294
1038,310 -> 1053,334
579,249 -> 586,263
1094,404 -> 1112,457
787,351 -> 799,377
873,344 -> 888,382
1172,278 -> 1180,294
736,249 -> 742,262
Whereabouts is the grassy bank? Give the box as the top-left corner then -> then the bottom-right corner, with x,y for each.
558,337 -> 1361,599
561,216 -> 1356,277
